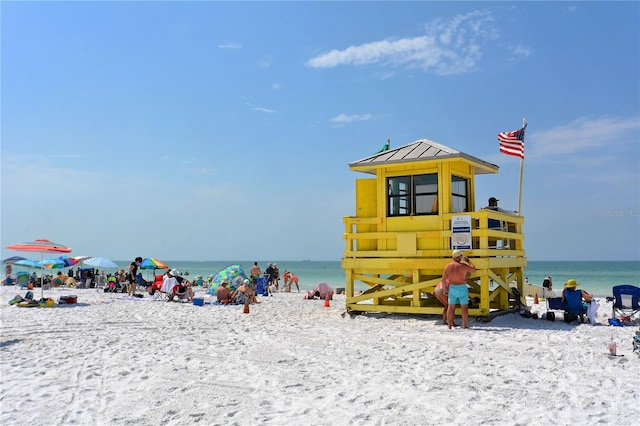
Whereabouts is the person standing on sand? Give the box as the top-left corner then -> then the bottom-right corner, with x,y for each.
128,257 -> 142,295
442,249 -> 476,329
250,262 -> 262,288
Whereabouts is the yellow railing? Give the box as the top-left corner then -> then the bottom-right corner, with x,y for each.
343,210 -> 525,259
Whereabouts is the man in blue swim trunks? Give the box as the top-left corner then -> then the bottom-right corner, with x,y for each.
442,249 -> 476,329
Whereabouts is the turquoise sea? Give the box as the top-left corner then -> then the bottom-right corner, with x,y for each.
13,260 -> 638,298
120,260 -> 638,298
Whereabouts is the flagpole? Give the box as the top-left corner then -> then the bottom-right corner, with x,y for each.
517,118 -> 527,215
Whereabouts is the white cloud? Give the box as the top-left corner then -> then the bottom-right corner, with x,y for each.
272,83 -> 281,90
330,113 -> 373,123
306,11 -> 497,75
244,102 -> 274,113
510,44 -> 531,59
219,42 -> 242,49
528,115 -> 639,158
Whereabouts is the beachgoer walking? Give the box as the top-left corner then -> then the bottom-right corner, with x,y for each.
442,249 -> 476,329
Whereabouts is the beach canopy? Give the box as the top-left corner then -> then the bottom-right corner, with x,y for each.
207,264 -> 248,294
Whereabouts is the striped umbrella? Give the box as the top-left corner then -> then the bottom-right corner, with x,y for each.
5,239 -> 72,299
139,258 -> 168,270
39,258 -> 66,269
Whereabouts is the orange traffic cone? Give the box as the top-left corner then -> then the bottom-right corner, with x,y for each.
324,294 -> 330,308
243,300 -> 250,314
534,292 -> 539,305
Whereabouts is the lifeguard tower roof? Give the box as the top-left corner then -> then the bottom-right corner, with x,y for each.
349,139 -> 499,175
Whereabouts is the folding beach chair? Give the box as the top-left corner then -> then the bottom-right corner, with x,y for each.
564,290 -> 588,323
16,272 -> 29,288
546,294 -> 588,324
255,276 -> 269,296
610,284 -> 640,321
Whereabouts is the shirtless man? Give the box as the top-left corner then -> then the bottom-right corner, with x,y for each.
216,281 -> 234,304
442,249 -> 476,329
250,262 -> 262,287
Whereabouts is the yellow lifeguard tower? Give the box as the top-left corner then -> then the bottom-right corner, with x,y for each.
341,139 -> 527,320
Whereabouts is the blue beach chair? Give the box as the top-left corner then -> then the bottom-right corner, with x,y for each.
610,284 -> 640,321
255,276 -> 269,296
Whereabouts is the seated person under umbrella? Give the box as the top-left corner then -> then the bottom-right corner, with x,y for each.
233,279 -> 261,305
216,280 -> 234,304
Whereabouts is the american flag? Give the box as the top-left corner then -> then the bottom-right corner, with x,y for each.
498,125 -> 526,158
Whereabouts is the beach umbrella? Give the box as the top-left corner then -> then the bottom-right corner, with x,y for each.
15,259 -> 41,269
39,258 -> 66,269
207,264 -> 248,294
81,257 -> 119,269
139,258 -> 168,270
57,255 -> 80,267
5,239 -> 72,299
3,256 -> 26,264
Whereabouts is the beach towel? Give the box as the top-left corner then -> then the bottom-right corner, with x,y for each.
587,300 -> 599,325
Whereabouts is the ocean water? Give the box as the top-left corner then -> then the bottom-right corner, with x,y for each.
14,260 -> 639,298
129,260 -> 639,298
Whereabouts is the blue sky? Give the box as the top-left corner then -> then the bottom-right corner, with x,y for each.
1,1 -> 639,262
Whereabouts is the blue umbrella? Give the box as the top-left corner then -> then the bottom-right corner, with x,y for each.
82,257 -> 119,269
3,256 -> 26,264
39,258 -> 66,269
15,259 -> 41,268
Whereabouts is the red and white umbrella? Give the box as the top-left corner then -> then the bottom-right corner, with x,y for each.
5,239 -> 72,299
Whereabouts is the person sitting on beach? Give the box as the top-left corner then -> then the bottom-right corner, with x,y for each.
432,281 -> 449,325
169,269 -> 194,302
562,279 -> 598,324
161,269 -> 177,294
233,279 -> 261,305
562,279 -> 592,303
216,281 -> 234,304
51,271 -> 68,287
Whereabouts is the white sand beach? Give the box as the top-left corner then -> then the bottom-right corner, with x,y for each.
1,285 -> 638,425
